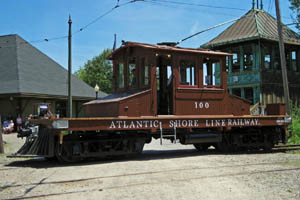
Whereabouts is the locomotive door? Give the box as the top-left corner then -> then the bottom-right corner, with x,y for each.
156,55 -> 173,115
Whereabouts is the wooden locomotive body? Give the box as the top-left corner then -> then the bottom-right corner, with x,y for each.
13,42 -> 291,162
84,42 -> 250,117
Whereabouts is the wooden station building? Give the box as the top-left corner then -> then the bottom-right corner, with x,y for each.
0,34 -> 106,123
202,8 -> 300,107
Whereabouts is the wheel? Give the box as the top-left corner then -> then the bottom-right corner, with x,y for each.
263,134 -> 274,152
193,144 -> 209,151
55,143 -> 82,163
45,156 -> 57,162
216,142 -> 232,152
263,141 -> 274,152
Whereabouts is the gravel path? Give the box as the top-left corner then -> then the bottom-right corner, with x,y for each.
0,134 -> 300,200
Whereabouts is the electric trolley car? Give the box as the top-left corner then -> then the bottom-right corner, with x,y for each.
13,42 -> 291,162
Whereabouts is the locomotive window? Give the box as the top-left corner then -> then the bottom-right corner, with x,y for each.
140,58 -> 149,86
118,63 -> 125,89
212,62 -> 221,86
128,57 -> 137,87
203,61 -> 221,88
179,60 -> 196,86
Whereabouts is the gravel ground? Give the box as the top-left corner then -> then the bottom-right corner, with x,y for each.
0,133 -> 300,200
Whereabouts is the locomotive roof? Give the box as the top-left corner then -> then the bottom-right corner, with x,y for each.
109,41 -> 232,59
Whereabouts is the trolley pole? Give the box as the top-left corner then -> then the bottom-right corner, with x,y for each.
275,0 -> 290,115
68,15 -> 72,118
0,116 -> 4,154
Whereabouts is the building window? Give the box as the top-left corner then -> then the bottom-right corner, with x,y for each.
245,87 -> 254,105
179,60 -> 196,86
226,56 -> 229,72
55,101 -> 66,118
263,46 -> 272,70
292,51 -> 297,71
243,53 -> 253,71
118,63 -> 124,89
286,51 -> 291,71
232,53 -> 240,72
264,54 -> 271,69
232,88 -> 241,97
274,50 -> 280,70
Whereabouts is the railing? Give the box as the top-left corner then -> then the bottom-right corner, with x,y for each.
250,102 -> 260,115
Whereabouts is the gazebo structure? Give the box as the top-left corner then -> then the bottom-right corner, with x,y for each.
202,6 -> 300,107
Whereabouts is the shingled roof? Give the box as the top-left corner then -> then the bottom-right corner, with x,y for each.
202,9 -> 300,48
0,34 -> 106,100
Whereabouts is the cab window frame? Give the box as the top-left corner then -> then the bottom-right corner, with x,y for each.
140,57 -> 150,88
128,57 -> 138,89
178,57 -> 198,88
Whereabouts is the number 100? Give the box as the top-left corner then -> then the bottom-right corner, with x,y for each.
195,102 -> 210,109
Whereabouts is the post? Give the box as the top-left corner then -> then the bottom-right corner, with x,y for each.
68,15 -> 72,118
0,116 -> 4,154
275,0 -> 290,115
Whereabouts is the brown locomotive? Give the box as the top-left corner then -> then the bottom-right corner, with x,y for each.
14,42 -> 291,162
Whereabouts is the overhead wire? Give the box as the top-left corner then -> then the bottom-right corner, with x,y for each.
73,0 -> 139,35
286,22 -> 300,26
0,0 -> 139,49
176,18 -> 239,45
147,0 -> 247,11
0,0 -> 296,49
144,0 -> 242,17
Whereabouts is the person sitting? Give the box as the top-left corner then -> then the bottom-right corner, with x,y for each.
130,68 -> 136,86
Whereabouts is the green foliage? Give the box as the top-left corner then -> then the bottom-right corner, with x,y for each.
75,49 -> 113,94
288,103 -> 300,144
289,0 -> 300,31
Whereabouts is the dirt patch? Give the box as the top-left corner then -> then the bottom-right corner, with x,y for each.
1,137 -> 300,200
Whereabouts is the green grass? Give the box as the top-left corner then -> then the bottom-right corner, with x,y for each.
288,103 -> 300,144
287,150 -> 300,155
281,160 -> 300,166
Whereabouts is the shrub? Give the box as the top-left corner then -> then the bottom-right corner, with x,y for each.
288,103 -> 300,144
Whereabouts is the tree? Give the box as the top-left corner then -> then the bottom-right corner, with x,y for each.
289,0 -> 300,31
75,49 -> 113,94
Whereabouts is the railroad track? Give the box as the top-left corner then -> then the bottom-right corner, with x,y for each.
2,159 -> 300,200
273,144 -> 300,151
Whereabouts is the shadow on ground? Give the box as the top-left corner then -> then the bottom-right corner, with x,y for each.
3,147 -> 281,169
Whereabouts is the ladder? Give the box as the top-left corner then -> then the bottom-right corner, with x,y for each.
159,122 -> 177,145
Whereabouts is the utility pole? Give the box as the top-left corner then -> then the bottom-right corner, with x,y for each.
275,0 -> 290,115
0,116 -> 4,154
68,15 -> 72,118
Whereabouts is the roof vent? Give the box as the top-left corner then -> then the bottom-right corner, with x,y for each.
157,42 -> 177,47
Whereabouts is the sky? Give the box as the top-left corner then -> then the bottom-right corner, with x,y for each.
0,0 -> 297,73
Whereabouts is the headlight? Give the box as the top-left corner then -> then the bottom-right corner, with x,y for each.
30,126 -> 39,135
52,120 -> 69,129
284,117 -> 292,124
